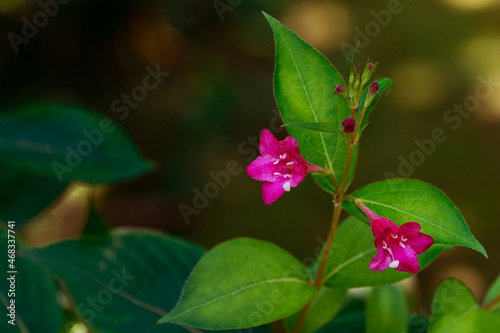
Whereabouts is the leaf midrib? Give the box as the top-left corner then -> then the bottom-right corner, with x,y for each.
360,199 -> 480,250
165,278 -> 310,321
274,24 -> 335,179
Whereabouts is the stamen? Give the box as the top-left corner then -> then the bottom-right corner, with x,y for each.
273,172 -> 282,176
391,233 -> 398,239
279,153 -> 287,159
389,260 -> 400,268
401,235 -> 407,242
382,241 -> 388,249
284,174 -> 292,178
399,242 -> 406,249
286,161 -> 294,166
283,182 -> 291,192
273,159 -> 280,165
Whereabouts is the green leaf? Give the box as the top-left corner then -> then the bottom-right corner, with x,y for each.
0,227 -> 62,333
358,78 -> 395,130
0,167 -> 67,227
343,179 -> 486,257
484,274 -> 500,313
21,228 -> 205,333
315,297 -> 366,333
0,104 -> 153,184
264,13 -> 355,193
318,217 -> 449,288
428,279 -> 500,333
284,287 -> 347,333
366,285 -> 409,333
283,122 -> 341,134
159,238 -> 316,329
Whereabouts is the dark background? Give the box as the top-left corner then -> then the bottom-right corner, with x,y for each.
3,0 -> 500,315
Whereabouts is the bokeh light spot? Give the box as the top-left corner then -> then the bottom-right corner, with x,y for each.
442,0 -> 500,11
282,0 -> 350,52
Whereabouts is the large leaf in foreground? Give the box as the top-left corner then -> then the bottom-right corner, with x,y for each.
0,168 -> 67,227
318,217 -> 448,288
160,238 -> 316,329
343,179 -> 486,256
0,104 -> 153,184
22,228 -> 204,333
0,227 -> 61,333
428,279 -> 500,333
265,13 -> 355,193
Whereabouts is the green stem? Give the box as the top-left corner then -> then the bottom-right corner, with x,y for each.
293,142 -> 354,333
484,293 -> 500,312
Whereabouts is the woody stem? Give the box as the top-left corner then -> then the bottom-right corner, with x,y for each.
293,142 -> 354,333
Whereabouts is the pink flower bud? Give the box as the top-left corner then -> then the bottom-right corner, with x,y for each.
334,85 -> 345,95
369,82 -> 380,96
341,117 -> 357,133
368,62 -> 374,70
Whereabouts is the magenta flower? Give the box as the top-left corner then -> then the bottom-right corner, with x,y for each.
247,129 -> 325,205
358,202 -> 434,274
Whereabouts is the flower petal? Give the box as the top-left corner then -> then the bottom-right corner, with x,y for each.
410,233 -> 434,254
261,179 -> 289,205
398,222 -> 421,239
246,155 -> 278,182
281,136 -> 301,158
371,217 -> 398,241
391,243 -> 420,274
369,247 -> 392,271
259,129 -> 281,156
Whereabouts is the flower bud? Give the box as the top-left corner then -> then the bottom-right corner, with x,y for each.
341,117 -> 357,133
334,84 -> 345,95
369,81 -> 380,96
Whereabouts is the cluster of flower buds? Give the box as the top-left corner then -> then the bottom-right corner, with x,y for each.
333,59 -> 381,136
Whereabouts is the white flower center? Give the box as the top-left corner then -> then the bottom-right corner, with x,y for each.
283,182 -> 291,192
389,260 -> 400,268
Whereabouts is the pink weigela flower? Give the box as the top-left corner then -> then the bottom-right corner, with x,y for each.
358,202 -> 434,274
247,129 -> 324,205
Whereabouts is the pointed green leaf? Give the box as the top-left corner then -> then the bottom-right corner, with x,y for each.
358,78 -> 394,130
284,287 -> 347,333
0,104 -> 153,184
159,238 -> 316,329
428,279 -> 500,333
366,285 -> 409,333
0,227 -> 62,333
264,13 -> 355,193
343,179 -> 486,256
21,228 -> 205,333
318,217 -> 449,288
